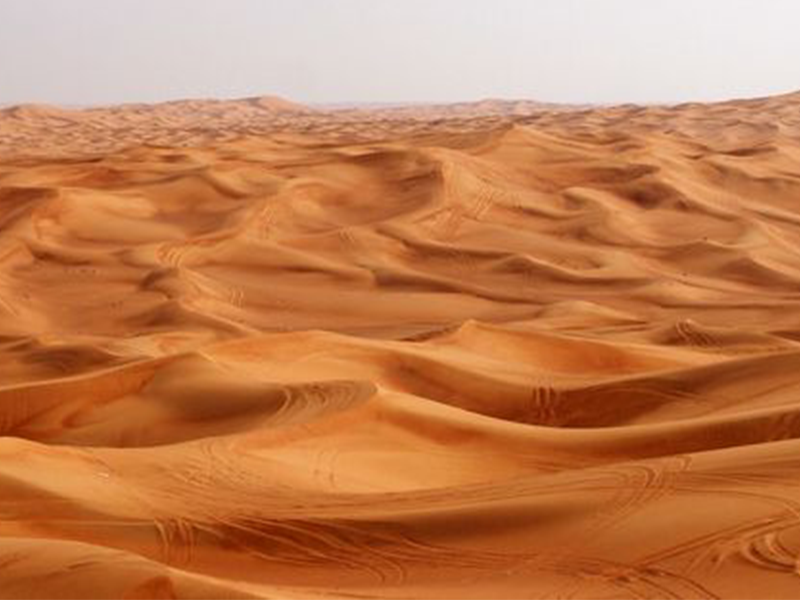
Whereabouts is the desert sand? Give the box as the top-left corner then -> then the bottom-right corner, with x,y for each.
1,92 -> 800,598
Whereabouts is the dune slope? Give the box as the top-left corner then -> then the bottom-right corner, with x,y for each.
1,93 -> 800,598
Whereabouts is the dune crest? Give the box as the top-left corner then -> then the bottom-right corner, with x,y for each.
1,92 -> 800,598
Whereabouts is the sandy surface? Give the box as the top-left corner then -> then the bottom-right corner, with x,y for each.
1,92 -> 800,598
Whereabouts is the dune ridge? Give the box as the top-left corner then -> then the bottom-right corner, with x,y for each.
1,92 -> 800,598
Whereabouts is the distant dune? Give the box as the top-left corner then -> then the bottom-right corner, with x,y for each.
1,91 -> 800,598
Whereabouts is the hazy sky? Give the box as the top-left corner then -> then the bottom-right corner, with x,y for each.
2,0 -> 799,106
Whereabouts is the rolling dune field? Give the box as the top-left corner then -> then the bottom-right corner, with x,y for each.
1,92 -> 800,598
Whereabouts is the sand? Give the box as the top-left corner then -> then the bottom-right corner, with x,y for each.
1,92 -> 800,598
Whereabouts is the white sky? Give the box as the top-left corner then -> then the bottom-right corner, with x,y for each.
1,0 -> 799,106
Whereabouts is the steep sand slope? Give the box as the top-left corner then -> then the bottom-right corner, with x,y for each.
1,92 -> 800,598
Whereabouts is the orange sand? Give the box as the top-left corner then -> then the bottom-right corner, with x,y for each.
1,93 -> 800,598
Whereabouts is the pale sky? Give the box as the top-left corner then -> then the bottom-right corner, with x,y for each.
1,0 -> 799,106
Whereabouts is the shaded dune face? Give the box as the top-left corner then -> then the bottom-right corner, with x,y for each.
1,93 -> 800,599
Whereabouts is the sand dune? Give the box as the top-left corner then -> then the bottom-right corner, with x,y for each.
1,91 -> 800,598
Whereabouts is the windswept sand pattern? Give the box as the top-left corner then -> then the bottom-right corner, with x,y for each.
1,92 -> 800,598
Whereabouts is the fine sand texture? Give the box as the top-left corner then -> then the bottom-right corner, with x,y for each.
1,92 -> 800,598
